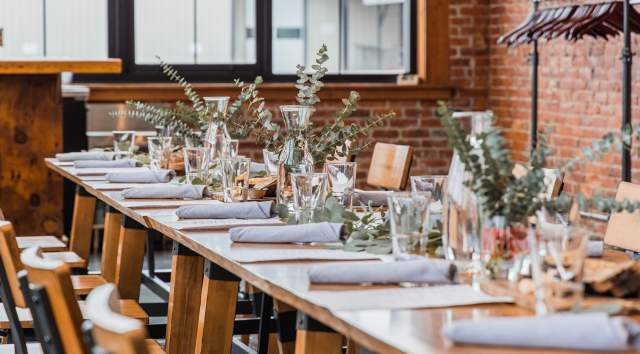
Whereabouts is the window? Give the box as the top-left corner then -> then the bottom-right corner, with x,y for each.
0,0 -> 414,81
0,0 -> 108,58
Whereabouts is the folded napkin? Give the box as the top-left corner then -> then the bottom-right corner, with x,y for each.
588,240 -> 604,257
230,222 -> 343,243
106,169 -> 175,183
176,201 -> 274,219
251,162 -> 266,174
442,312 -> 640,351
122,185 -> 206,200
74,159 -> 140,169
56,151 -> 114,162
308,259 -> 457,284
354,189 -> 391,207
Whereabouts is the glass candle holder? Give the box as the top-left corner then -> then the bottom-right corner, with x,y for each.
388,193 -> 431,260
291,172 -> 329,211
147,136 -> 173,170
325,162 -> 357,208
183,147 -> 210,185
112,130 -> 136,159
221,157 -> 251,202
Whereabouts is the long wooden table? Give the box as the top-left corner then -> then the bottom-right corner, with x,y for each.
44,158 -> 638,354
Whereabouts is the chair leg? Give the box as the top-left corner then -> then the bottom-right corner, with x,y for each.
100,206 -> 122,283
68,186 -> 96,261
114,216 -> 146,300
194,260 -> 240,354
273,300 -> 297,354
294,313 -> 342,354
165,242 -> 204,354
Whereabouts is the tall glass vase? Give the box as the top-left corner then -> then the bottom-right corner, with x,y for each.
276,105 -> 315,208
203,96 -> 231,191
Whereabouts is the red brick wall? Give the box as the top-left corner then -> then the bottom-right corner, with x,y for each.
488,0 -> 640,199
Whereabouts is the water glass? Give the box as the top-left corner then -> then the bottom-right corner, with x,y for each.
147,137 -> 172,170
291,173 -> 328,212
112,131 -> 136,159
411,175 -> 447,228
263,149 -> 279,176
325,162 -> 357,208
530,215 -> 588,315
227,139 -> 240,158
221,157 -> 251,202
388,193 -> 431,260
183,147 -> 210,185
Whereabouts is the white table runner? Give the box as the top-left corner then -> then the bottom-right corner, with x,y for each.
227,248 -> 380,263
306,285 -> 513,311
165,218 -> 282,231
86,182 -> 172,191
120,199 -> 222,209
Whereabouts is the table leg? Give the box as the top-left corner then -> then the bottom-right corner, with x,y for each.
274,300 -> 297,354
165,242 -> 204,354
114,216 -> 146,300
68,186 -> 96,261
100,206 -> 122,282
194,260 -> 240,354
294,313 -> 342,354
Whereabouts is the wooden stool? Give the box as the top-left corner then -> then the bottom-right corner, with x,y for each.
366,143 -> 413,191
84,283 -> 164,354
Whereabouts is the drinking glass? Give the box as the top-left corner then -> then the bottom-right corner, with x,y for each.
388,193 -> 431,260
221,157 -> 251,202
112,131 -> 136,159
183,147 -> 210,185
263,149 -> 279,176
325,162 -> 357,208
147,137 -> 172,170
227,139 -> 240,158
291,173 -> 328,211
530,213 -> 588,315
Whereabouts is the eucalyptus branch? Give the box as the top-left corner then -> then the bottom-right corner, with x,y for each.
157,56 -> 207,115
296,44 -> 328,106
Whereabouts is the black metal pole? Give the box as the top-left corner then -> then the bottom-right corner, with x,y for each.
530,0 -> 540,154
622,0 -> 633,182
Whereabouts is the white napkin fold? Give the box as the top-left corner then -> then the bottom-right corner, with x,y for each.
442,312 -> 640,351
74,159 -> 140,168
588,240 -> 604,257
176,201 -> 274,219
122,184 -> 206,200
229,222 -> 343,243
106,169 -> 175,183
308,259 -> 457,284
56,151 -> 114,162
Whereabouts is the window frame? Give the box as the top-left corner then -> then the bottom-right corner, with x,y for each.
76,0 -> 416,83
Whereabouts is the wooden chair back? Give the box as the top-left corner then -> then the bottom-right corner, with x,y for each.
0,221 -> 26,307
20,247 -> 87,354
604,182 -> 640,252
85,284 -> 150,354
366,143 -> 413,190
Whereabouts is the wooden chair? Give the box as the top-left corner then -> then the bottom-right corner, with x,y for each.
604,182 -> 640,252
84,283 -> 164,354
19,247 -> 151,354
366,143 -> 413,191
0,210 -> 66,251
0,224 -> 148,330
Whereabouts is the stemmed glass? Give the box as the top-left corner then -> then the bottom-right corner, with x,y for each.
325,162 -> 357,208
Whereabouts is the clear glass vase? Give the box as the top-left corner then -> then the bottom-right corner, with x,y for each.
276,105 -> 315,208
480,215 -> 531,281
203,96 -> 231,191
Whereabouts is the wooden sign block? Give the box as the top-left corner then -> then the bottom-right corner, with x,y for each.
604,182 -> 640,252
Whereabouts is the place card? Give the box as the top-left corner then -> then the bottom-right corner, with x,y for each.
70,167 -> 148,176
306,285 -> 513,311
164,218 -> 282,231
86,182 -> 171,191
50,160 -> 74,166
120,199 -> 222,209
227,248 -> 380,263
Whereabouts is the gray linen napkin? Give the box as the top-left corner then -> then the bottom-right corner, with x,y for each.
122,184 -> 206,199
354,190 -> 391,207
230,222 -> 343,243
251,162 -> 266,174
442,312 -> 640,351
176,201 -> 274,219
106,169 -> 175,183
308,259 -> 457,284
74,159 -> 140,168
588,240 -> 604,257
56,151 -> 114,162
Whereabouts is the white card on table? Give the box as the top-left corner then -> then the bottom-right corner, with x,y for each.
70,167 -> 148,176
226,248 -> 381,263
164,218 -> 282,231
120,199 -> 222,209
86,182 -> 171,191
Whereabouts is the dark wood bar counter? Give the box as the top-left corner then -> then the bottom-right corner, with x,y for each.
0,59 -> 121,235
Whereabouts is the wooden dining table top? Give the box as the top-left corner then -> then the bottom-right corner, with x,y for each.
44,158 -> 640,354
